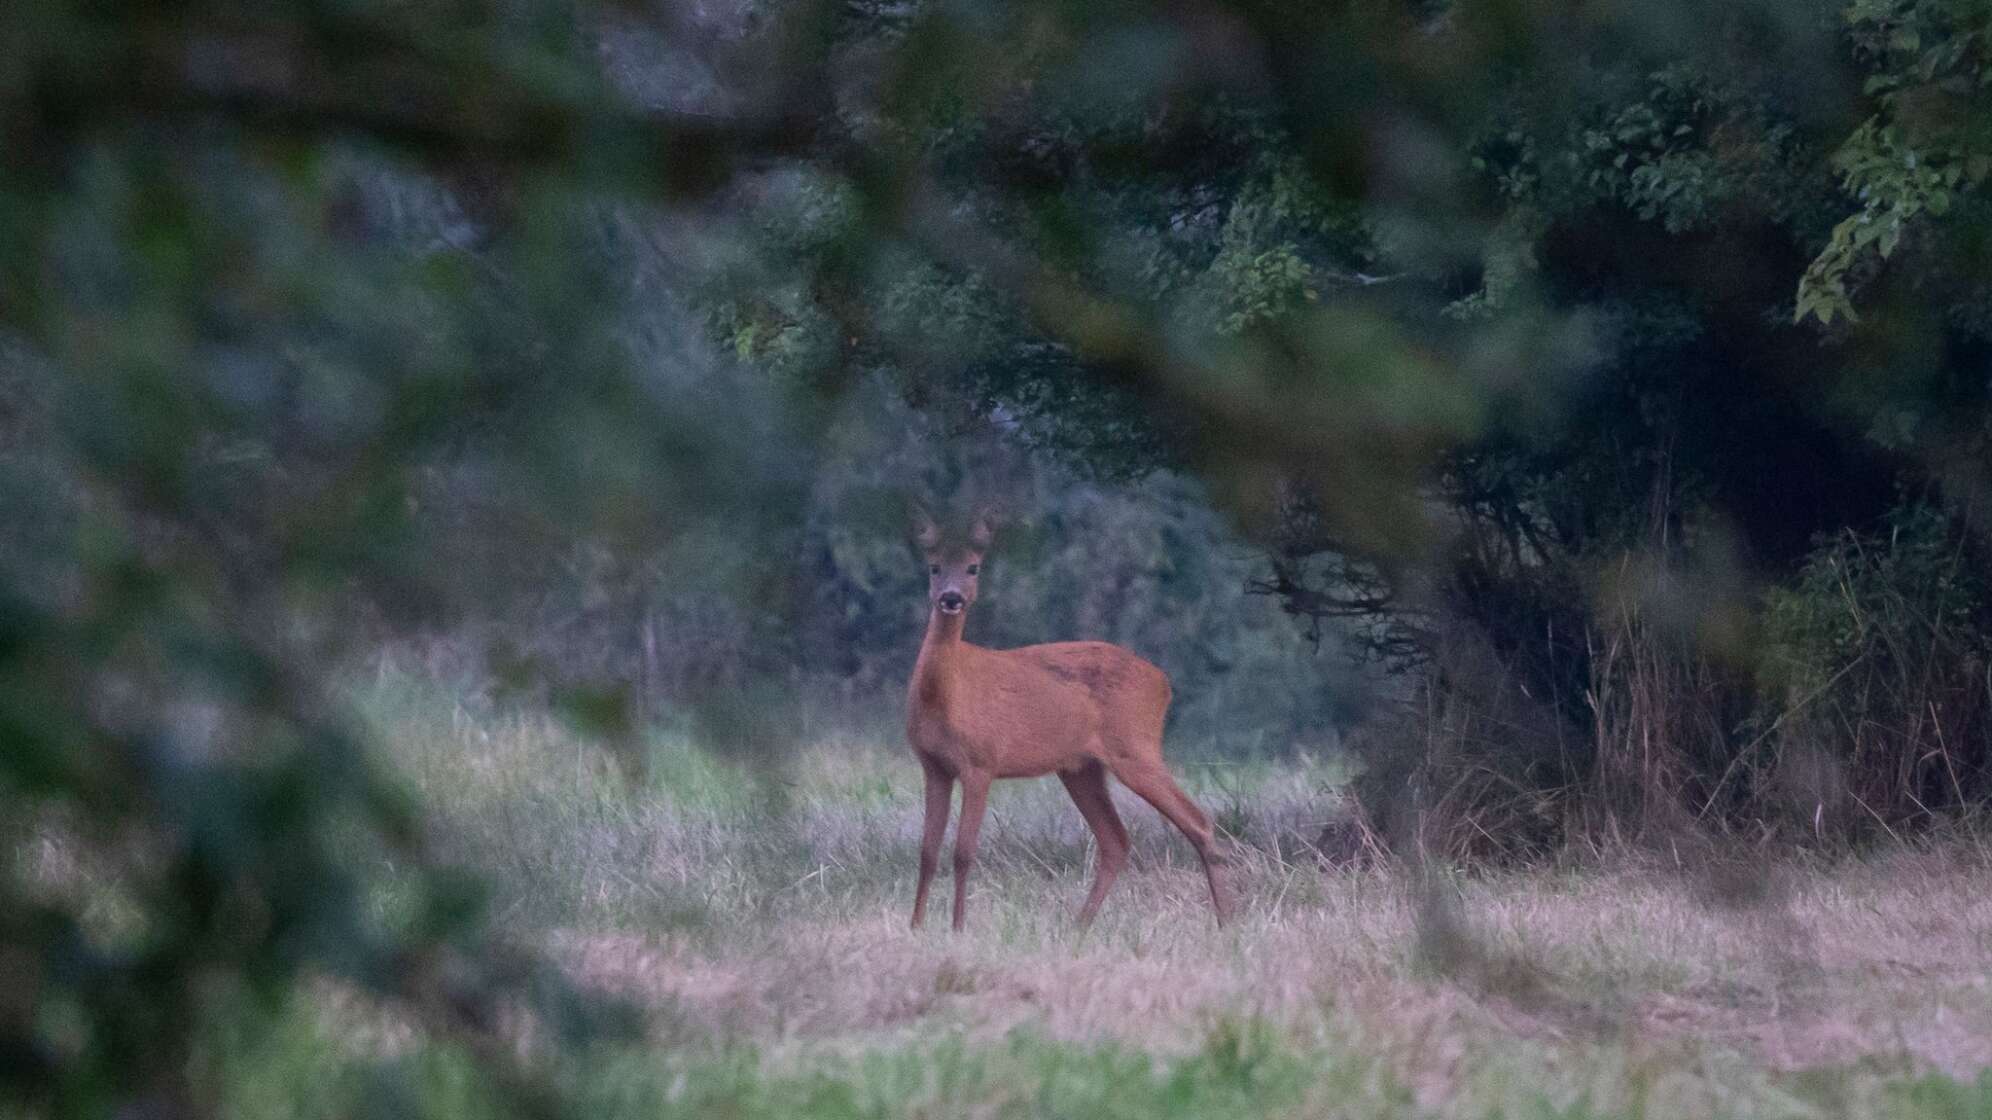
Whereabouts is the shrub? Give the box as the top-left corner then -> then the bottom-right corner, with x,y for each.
1757,502 -> 1992,836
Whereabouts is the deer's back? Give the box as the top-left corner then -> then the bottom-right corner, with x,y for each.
1007,640 -> 1172,757
910,640 -> 1171,778
1010,641 -> 1169,714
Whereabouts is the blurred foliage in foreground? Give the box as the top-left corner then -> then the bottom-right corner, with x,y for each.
12,0 -> 1992,1113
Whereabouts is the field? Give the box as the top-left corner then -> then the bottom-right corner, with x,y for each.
211,672 -> 1992,1119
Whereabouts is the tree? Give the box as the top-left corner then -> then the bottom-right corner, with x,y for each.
711,0 -> 1992,846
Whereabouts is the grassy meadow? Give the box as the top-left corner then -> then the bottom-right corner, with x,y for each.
199,670 -> 1992,1119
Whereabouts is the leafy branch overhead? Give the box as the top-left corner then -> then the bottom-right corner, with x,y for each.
1799,0 -> 1992,324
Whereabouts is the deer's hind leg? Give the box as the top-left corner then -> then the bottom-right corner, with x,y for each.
1105,759 -> 1235,926
1058,760 -> 1129,928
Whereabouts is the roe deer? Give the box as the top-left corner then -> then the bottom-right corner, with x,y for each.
905,505 -> 1234,931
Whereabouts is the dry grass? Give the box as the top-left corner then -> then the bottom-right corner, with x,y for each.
549,851 -> 1992,1077
351,672 -> 1992,1118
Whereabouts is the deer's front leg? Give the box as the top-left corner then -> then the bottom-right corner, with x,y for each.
911,756 -> 953,929
951,768 -> 992,932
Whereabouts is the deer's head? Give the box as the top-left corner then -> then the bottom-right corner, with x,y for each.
911,504 -> 995,619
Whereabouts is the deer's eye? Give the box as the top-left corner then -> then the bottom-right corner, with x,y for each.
929,565 -> 939,575
966,564 -> 979,575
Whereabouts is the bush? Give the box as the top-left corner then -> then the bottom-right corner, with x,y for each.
1757,503 -> 1992,836
1345,502 -> 1992,860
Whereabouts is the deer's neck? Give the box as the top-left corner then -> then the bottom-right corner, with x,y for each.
911,609 -> 969,715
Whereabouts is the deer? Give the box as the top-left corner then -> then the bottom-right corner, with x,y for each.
905,504 -> 1234,932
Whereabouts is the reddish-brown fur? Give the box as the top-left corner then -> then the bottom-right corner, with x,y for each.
906,507 -> 1234,931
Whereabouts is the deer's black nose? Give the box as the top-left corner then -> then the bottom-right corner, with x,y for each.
937,591 -> 965,613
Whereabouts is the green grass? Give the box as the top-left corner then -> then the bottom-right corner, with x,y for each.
213,1011 -> 1411,1120
203,999 -> 1992,1120
177,667 -> 1992,1118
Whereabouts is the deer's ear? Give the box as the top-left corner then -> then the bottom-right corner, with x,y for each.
910,501 -> 942,550
967,505 -> 998,551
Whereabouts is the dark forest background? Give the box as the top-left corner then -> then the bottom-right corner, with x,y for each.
12,0 -> 1992,1113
